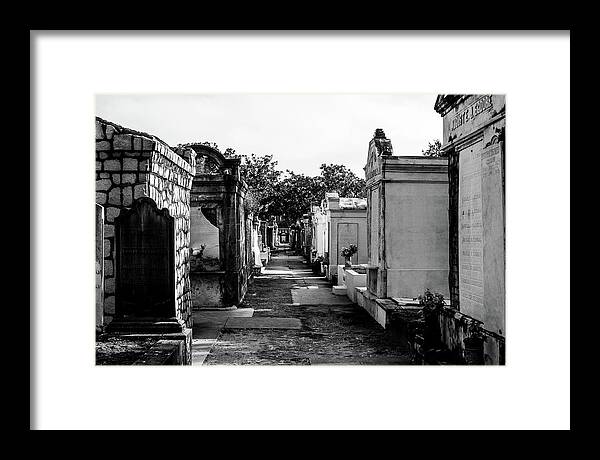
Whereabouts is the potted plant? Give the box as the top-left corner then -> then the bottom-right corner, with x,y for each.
463,321 -> 485,365
417,289 -> 444,351
312,255 -> 324,275
340,244 -> 358,267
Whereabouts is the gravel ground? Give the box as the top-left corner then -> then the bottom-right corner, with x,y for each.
96,335 -> 159,365
204,252 -> 411,365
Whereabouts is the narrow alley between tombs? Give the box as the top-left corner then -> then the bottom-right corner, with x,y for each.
192,251 -> 411,365
95,97 -> 507,367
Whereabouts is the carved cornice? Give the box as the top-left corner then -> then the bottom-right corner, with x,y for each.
441,111 -> 506,153
434,95 -> 470,116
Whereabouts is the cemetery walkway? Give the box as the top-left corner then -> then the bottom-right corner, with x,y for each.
191,251 -> 411,365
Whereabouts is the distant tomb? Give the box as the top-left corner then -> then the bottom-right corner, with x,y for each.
322,193 -> 368,280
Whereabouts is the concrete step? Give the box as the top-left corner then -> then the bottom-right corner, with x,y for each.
331,285 -> 347,296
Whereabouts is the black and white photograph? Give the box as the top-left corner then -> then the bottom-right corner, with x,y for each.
94,94 -> 506,366
31,30 -> 570,430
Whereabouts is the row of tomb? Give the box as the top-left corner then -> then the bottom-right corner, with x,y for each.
95,94 -> 505,365
290,95 -> 505,365
94,117 -> 316,363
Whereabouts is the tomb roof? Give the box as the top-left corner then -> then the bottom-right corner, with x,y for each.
339,197 -> 367,209
96,116 -> 172,153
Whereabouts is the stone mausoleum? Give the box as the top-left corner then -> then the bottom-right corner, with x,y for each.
95,117 -> 196,364
309,204 -> 328,265
183,143 -> 250,309
434,95 -> 506,365
356,129 -> 449,347
322,192 -> 368,281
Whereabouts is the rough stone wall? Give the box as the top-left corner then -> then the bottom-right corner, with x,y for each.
95,117 -> 195,327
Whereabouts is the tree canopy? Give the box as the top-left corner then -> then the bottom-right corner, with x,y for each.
421,139 -> 446,157
238,155 -> 366,225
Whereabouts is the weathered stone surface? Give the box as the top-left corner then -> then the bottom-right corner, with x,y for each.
105,124 -> 116,140
106,207 -> 120,222
122,186 -> 133,206
123,158 -> 138,170
142,138 -> 154,150
104,295 -> 115,314
96,122 -> 105,140
105,277 -> 115,295
113,134 -> 132,150
133,184 -> 146,200
96,192 -> 107,205
108,188 -> 121,206
105,259 -> 113,277
96,140 -> 111,151
104,238 -> 111,257
104,159 -> 120,171
104,223 -> 114,238
122,173 -> 136,184
96,179 -> 111,191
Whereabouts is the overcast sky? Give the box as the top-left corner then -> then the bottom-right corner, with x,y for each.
96,94 -> 442,177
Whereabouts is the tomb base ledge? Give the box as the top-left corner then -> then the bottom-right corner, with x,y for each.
105,317 -> 185,334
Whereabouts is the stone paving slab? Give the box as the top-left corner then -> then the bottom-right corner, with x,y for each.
191,338 -> 218,366
192,308 -> 254,339
223,317 -> 302,330
291,287 -> 354,306
190,309 -> 256,365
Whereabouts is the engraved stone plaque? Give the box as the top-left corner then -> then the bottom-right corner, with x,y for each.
458,141 -> 505,334
115,197 -> 175,319
459,144 -> 484,317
